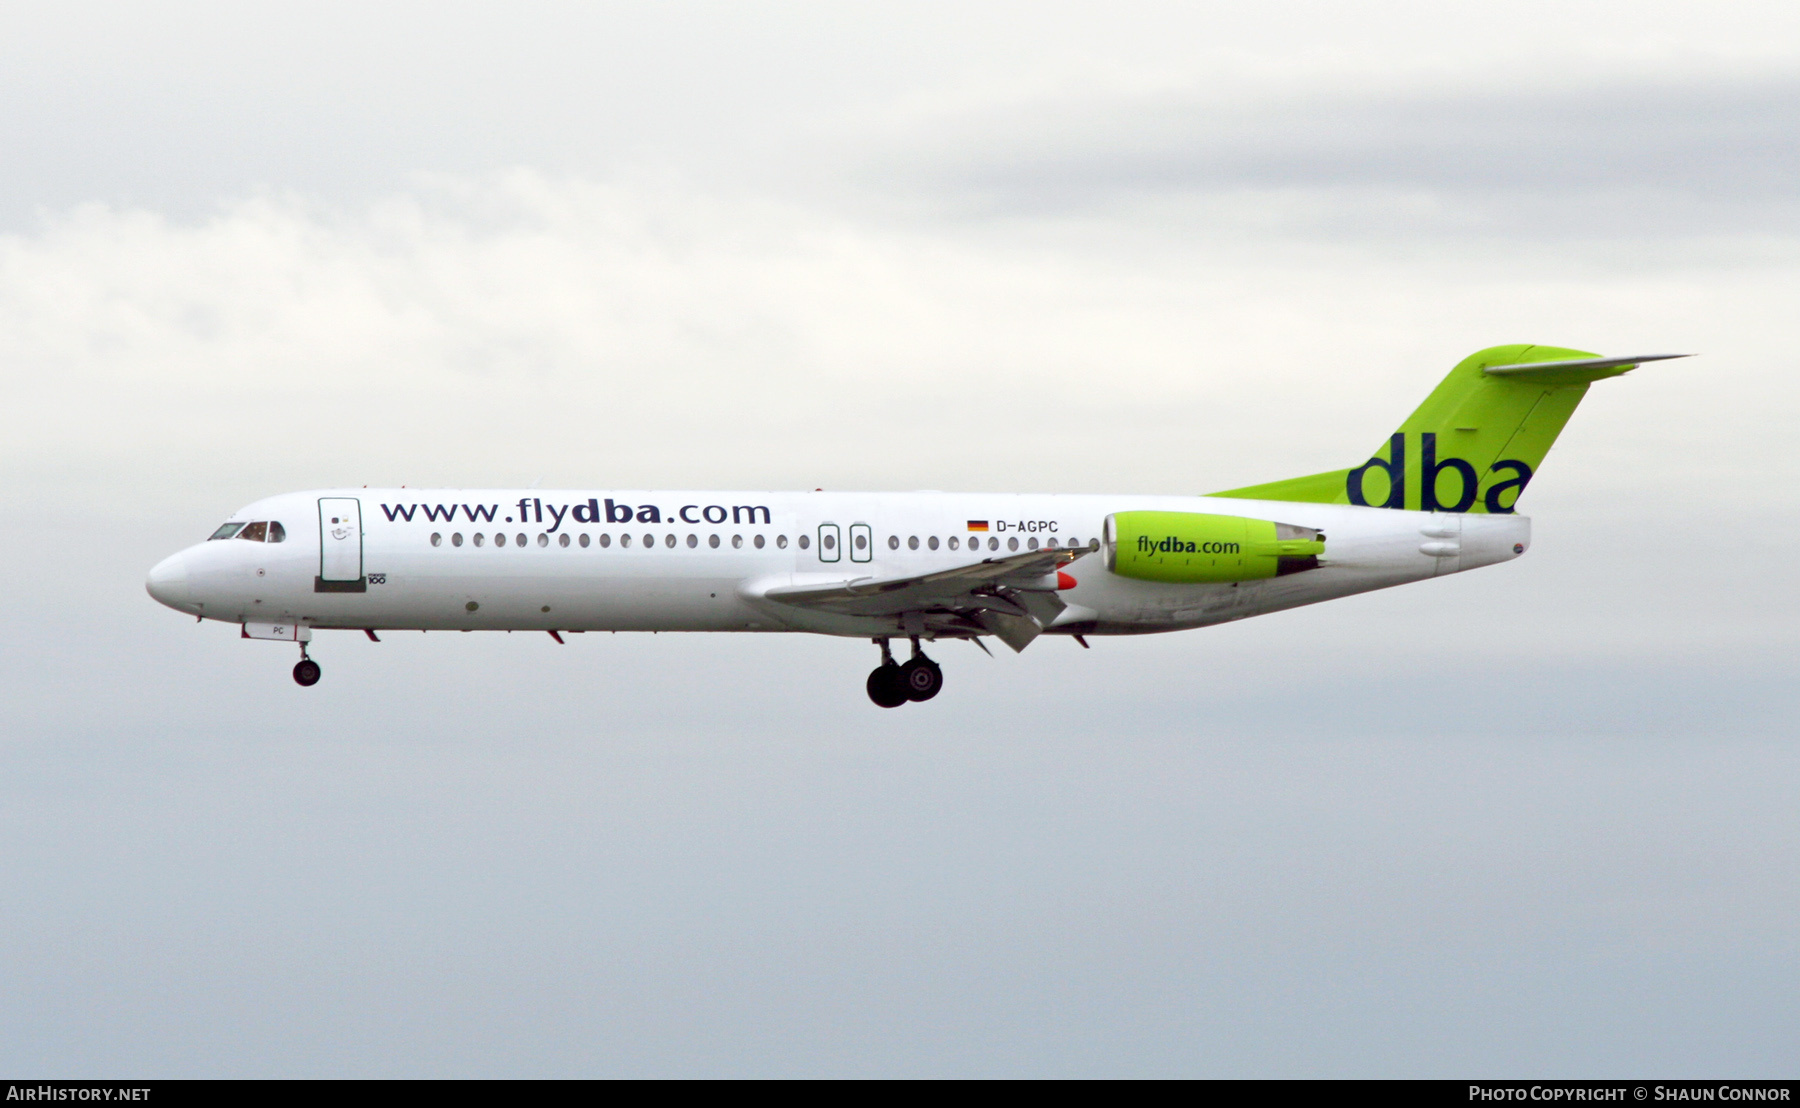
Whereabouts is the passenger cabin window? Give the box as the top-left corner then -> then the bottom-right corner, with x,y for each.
237,521 -> 268,542
209,522 -> 244,540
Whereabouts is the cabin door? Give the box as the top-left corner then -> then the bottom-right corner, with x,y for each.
317,497 -> 365,590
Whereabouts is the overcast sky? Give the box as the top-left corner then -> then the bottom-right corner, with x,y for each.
3,1 -> 1797,1076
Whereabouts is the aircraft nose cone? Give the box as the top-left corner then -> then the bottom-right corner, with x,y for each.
146,551 -> 191,610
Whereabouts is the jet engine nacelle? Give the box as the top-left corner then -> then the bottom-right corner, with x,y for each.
1103,511 -> 1325,583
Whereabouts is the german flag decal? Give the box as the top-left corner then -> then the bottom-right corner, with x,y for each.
966,520 -> 989,532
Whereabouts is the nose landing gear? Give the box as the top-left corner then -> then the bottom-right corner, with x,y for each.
292,643 -> 321,687
865,636 -> 943,707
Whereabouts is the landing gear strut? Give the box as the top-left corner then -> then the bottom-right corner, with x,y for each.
866,636 -> 943,707
292,643 -> 321,687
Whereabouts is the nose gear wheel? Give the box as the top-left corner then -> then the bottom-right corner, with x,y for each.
291,641 -> 321,687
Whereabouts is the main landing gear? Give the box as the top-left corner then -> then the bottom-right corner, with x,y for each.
292,643 -> 321,687
866,637 -> 943,708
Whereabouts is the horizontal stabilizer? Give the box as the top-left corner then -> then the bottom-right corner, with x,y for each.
1484,353 -> 1690,377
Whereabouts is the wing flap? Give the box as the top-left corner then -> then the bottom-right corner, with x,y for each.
761,546 -> 1091,651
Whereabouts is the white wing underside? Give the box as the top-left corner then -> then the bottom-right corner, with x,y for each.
760,547 -> 1092,652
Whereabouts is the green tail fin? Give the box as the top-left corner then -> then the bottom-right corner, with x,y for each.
1211,344 -> 1682,514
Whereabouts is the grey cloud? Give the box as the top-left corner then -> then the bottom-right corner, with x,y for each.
884,76 -> 1800,238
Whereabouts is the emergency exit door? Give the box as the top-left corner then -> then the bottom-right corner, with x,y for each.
317,497 -> 366,592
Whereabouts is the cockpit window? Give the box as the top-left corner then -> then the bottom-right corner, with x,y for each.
237,521 -> 268,542
209,522 -> 245,540
268,521 -> 286,543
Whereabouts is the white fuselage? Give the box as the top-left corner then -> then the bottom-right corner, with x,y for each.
146,488 -> 1530,641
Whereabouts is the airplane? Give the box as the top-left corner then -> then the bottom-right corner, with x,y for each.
145,344 -> 1682,706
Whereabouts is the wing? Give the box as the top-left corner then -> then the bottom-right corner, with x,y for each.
760,546 -> 1092,652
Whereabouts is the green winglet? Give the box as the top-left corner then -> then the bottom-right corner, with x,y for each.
1210,344 -> 1677,514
